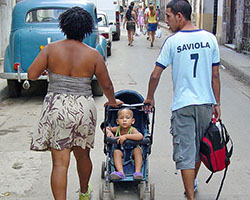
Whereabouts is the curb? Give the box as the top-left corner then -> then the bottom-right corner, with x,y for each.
220,58 -> 250,87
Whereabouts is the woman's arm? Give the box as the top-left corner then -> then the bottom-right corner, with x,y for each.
94,52 -> 122,107
123,16 -> 127,28
28,45 -> 49,80
133,11 -> 138,27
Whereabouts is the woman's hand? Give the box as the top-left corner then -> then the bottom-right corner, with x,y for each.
104,99 -> 123,107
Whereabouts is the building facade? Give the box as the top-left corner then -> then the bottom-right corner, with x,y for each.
222,0 -> 250,53
0,0 -> 16,59
158,0 -> 249,54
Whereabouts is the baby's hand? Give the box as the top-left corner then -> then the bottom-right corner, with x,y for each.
107,132 -> 114,138
117,135 -> 127,144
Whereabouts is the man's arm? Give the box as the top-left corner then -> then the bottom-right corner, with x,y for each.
212,65 -> 221,120
144,65 -> 164,107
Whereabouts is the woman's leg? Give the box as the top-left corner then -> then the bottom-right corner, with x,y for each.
151,31 -> 156,47
149,31 -> 153,46
73,146 -> 92,194
113,149 -> 125,175
51,148 -> 71,200
127,30 -> 130,45
133,147 -> 143,172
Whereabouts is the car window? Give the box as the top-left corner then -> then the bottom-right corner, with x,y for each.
26,8 -> 67,23
97,14 -> 107,26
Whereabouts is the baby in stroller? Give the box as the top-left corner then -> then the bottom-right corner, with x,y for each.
99,90 -> 155,200
104,108 -> 144,180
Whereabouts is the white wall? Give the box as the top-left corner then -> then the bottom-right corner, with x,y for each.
0,0 -> 15,59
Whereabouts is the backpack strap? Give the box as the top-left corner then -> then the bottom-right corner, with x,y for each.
206,172 -> 213,184
215,165 -> 228,200
219,120 -> 233,159
214,120 -> 232,200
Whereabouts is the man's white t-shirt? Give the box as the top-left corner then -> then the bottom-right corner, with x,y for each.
156,29 -> 220,111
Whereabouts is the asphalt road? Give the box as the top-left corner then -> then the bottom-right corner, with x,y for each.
0,28 -> 250,200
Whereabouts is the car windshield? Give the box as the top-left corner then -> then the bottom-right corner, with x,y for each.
26,8 -> 67,23
97,14 -> 107,26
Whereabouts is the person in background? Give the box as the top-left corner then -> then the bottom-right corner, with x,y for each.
146,4 -> 158,47
144,0 -> 221,199
120,5 -> 124,22
28,7 -> 122,200
123,5 -> 138,46
137,4 -> 144,32
156,6 -> 160,20
144,5 -> 150,39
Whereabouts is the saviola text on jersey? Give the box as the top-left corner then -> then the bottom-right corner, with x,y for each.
177,42 -> 210,53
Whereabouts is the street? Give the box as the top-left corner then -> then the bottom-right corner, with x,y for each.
1,27 -> 250,200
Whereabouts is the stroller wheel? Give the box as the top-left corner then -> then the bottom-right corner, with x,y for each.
150,183 -> 155,200
110,182 -> 115,200
138,182 -> 145,200
99,183 -> 104,200
101,161 -> 106,179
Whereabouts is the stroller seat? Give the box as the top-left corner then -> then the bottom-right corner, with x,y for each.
99,89 -> 156,200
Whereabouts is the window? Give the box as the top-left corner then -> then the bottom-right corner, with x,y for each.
26,8 -> 66,23
97,14 -> 107,26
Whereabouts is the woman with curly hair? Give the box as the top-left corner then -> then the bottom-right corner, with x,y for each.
28,6 -> 122,200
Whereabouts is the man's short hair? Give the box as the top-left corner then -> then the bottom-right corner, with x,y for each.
166,0 -> 192,21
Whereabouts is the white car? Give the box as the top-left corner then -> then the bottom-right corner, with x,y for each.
92,0 -> 121,41
98,11 -> 112,56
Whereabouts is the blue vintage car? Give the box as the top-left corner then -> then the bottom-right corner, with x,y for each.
0,0 -> 107,97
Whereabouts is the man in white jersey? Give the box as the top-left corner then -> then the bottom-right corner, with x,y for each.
144,1 -> 221,200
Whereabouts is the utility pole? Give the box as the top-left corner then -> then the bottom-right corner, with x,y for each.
213,0 -> 218,35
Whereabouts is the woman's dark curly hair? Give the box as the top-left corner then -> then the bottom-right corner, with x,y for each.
59,6 -> 93,41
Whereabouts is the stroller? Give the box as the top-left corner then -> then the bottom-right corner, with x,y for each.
99,90 -> 155,200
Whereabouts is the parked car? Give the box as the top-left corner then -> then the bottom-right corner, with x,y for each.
0,0 -> 107,97
90,0 -> 121,41
98,11 -> 112,56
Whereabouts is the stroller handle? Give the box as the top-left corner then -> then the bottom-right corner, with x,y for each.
106,103 -> 155,112
105,136 -> 151,145
121,103 -> 145,107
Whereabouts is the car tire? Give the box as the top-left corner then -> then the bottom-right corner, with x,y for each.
112,32 -> 120,41
91,79 -> 103,96
107,47 -> 111,56
7,80 -> 22,98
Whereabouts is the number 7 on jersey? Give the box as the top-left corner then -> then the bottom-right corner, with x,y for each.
190,53 -> 199,78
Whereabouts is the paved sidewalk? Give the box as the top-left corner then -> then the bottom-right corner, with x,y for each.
158,21 -> 250,87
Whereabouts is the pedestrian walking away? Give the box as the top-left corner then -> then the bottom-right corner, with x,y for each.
144,0 -> 221,200
123,5 -> 138,46
137,4 -> 144,32
156,6 -> 160,20
146,4 -> 158,47
28,6 -> 122,200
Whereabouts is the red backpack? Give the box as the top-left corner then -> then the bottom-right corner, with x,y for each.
200,118 -> 233,200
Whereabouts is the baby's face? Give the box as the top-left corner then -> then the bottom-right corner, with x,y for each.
116,109 -> 134,128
